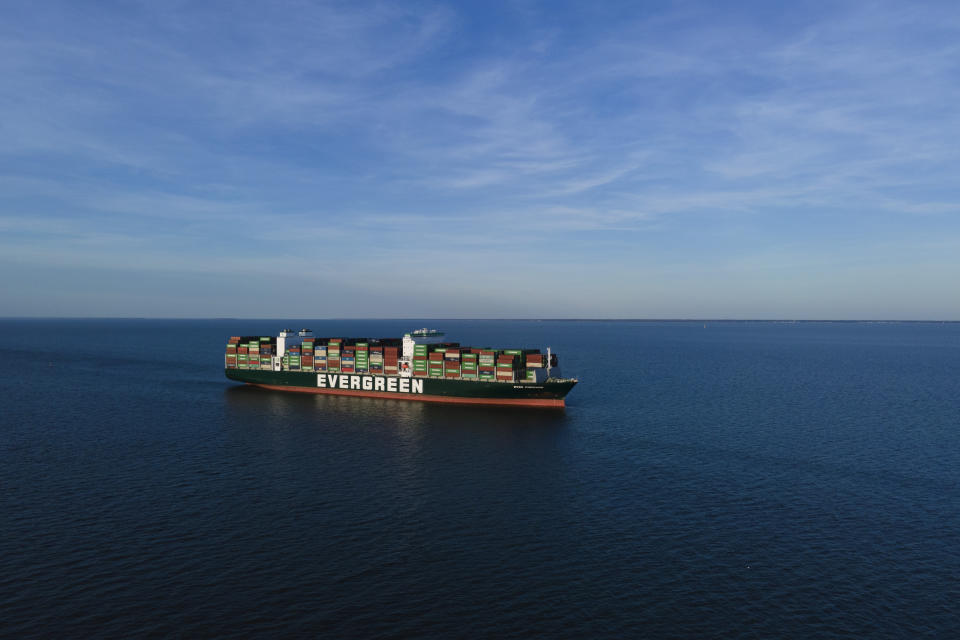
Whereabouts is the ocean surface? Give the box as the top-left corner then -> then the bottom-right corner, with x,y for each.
2,319 -> 959,638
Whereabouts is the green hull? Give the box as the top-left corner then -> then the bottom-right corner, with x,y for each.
225,369 -> 577,408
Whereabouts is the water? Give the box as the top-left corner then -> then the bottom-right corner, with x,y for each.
2,319 -> 959,638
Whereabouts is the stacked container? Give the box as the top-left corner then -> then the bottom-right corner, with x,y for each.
341,345 -> 355,374
227,333 -> 551,383
384,346 -> 399,375
369,345 -> 383,374
302,338 -> 315,371
461,352 -> 477,379
428,351 -> 444,378
355,343 -> 369,373
412,343 -> 428,377
315,343 -> 328,371
327,339 -> 341,372
496,353 -> 516,382
478,350 -> 496,380
238,344 -> 248,369
443,348 -> 461,378
286,344 -> 301,371
259,337 -> 274,369
225,337 -> 240,368
524,351 -> 544,381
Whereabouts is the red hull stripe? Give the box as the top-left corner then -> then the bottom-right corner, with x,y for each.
248,383 -> 565,408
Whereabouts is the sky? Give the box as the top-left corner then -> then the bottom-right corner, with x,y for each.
1,0 -> 959,319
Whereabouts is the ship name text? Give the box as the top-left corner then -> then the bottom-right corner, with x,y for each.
317,374 -> 424,394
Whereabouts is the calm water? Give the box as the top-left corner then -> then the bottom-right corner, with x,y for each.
2,319 -> 959,638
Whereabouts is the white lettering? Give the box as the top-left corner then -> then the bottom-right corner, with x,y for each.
321,371 -> 421,394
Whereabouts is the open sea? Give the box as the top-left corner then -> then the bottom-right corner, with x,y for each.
2,318 -> 959,638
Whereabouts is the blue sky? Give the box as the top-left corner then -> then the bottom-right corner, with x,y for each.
2,0 -> 959,319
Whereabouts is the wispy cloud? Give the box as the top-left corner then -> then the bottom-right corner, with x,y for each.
2,1 -> 960,317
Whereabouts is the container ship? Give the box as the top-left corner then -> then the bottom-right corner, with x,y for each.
224,328 -> 577,408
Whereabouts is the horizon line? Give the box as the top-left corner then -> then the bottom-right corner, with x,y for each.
1,317 -> 958,323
